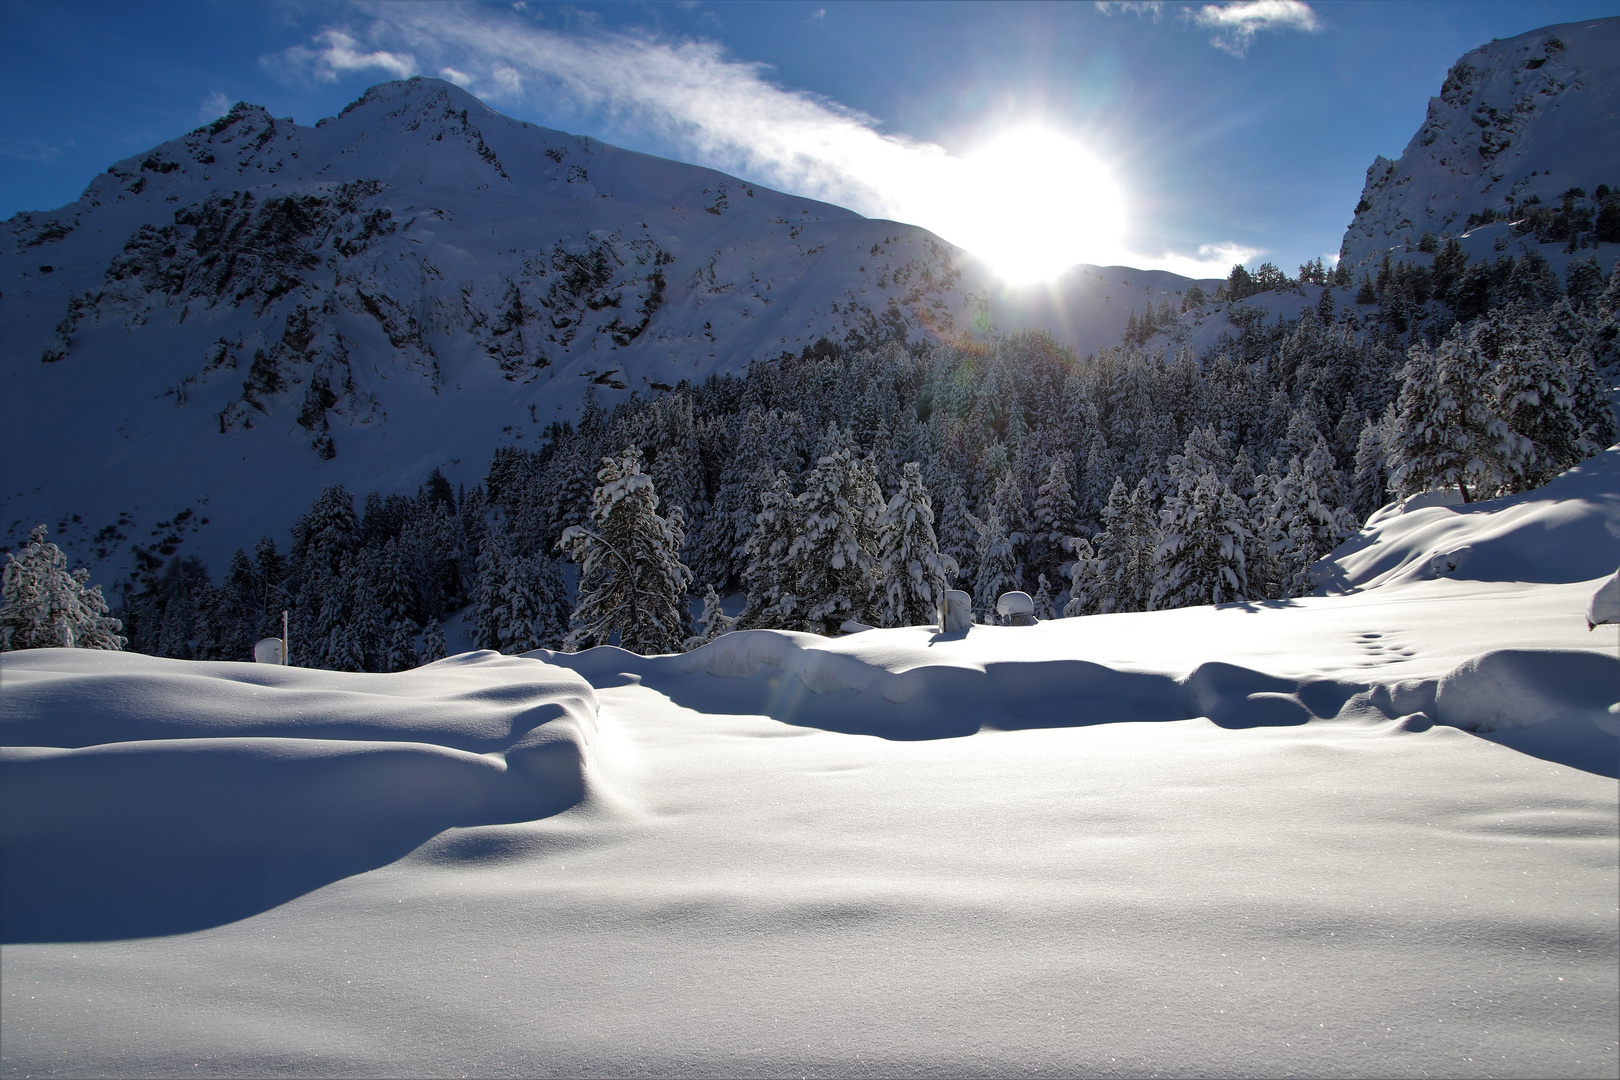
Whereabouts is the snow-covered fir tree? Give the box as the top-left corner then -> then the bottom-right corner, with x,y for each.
741,470 -> 803,630
1387,329 -> 1512,502
1265,434 -> 1355,598
684,584 -> 736,651
1152,443 -> 1252,610
1028,456 -> 1079,587
2,525 -> 126,651
559,447 -> 693,655
787,426 -> 884,634
874,461 -> 958,628
1079,477 -> 1160,614
420,619 -> 447,663
968,510 -> 1021,623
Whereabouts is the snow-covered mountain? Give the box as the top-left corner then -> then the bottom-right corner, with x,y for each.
1339,16 -> 1620,272
1,77 -> 1199,575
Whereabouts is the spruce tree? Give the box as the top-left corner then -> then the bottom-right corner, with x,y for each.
1,525 -> 126,651
741,470 -> 802,630
968,510 -> 1021,623
874,461 -> 957,628
684,584 -> 736,650
1388,332 -> 1509,502
788,427 -> 883,634
559,447 -> 693,654
1267,437 -> 1354,597
1152,444 -> 1251,610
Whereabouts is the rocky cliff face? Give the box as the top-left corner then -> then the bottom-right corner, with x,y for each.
1339,17 -> 1620,272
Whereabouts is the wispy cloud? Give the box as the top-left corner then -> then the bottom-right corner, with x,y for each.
1193,0 -> 1320,56
0,137 -> 74,164
1093,2 -> 1165,19
1141,242 -> 1262,279
198,91 -> 230,123
266,28 -> 418,84
1096,0 -> 1319,56
262,5 -> 1254,279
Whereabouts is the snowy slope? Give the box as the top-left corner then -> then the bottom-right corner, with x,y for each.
0,78 -> 1203,578
3,450 -> 1615,1076
1339,17 -> 1620,272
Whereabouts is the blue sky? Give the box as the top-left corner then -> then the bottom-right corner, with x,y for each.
2,0 -> 1615,280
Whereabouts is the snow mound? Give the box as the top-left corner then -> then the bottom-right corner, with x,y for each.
0,649 -> 600,942
1435,648 -> 1620,733
1320,446 -> 1620,591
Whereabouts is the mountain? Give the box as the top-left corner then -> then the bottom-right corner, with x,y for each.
1339,17 -> 1620,272
1,77 -> 1199,576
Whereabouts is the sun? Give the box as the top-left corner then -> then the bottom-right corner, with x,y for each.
904,125 -> 1127,286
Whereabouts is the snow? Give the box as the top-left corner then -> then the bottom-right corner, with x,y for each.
4,449 -> 1617,1077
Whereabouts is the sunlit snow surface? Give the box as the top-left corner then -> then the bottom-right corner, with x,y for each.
3,455 -> 1618,1078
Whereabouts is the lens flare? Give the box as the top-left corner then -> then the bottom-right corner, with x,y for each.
896,125 -> 1127,286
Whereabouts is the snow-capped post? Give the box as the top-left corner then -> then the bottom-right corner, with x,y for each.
942,589 -> 973,633
253,637 -> 284,664
995,591 -> 1036,626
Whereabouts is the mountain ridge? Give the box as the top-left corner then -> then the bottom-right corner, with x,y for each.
2,76 -> 1200,576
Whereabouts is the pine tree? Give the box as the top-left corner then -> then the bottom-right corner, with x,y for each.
1349,415 -> 1392,523
1,525 -> 126,651
1388,331 -> 1513,502
421,618 -> 447,663
1085,477 -> 1159,613
559,447 -> 693,654
1152,447 -> 1251,610
968,510 -> 1020,623
684,584 -> 736,650
741,470 -> 802,629
788,427 -> 883,634
1063,536 -> 1099,617
1267,436 -> 1355,597
1028,456 -> 1079,586
1033,573 -> 1056,621
874,461 -> 958,628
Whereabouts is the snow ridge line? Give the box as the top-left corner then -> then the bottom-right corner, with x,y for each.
543,633 -> 1620,742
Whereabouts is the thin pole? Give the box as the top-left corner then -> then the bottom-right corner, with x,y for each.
282,609 -> 289,666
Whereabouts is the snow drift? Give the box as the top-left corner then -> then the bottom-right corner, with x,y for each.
1319,444 -> 1620,590
0,649 -> 599,941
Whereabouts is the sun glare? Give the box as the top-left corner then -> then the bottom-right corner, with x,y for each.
902,126 -> 1127,286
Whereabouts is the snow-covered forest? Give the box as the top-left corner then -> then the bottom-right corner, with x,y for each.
94,242 -> 1620,667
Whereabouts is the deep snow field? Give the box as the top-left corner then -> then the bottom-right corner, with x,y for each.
3,452 -> 1618,1078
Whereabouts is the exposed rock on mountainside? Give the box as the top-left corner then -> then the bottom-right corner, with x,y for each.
1340,17 -> 1620,272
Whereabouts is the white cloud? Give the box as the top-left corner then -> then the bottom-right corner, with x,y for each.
198,91 -> 230,123
1192,0 -> 1320,56
439,66 -> 474,86
1096,0 -> 1319,56
1093,2 -> 1165,18
266,28 -> 418,84
1139,242 -> 1262,280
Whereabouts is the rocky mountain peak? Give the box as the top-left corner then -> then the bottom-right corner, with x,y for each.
1338,17 -> 1620,272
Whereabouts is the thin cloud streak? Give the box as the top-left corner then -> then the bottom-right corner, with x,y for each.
1096,0 -> 1320,56
265,5 -> 1253,279
1194,0 -> 1321,56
